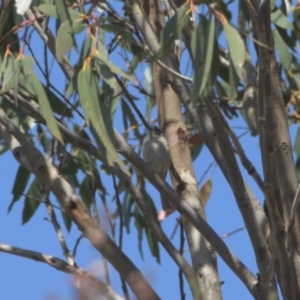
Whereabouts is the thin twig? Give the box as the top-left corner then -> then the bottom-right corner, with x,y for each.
0,243 -> 124,300
45,188 -> 75,265
221,226 -> 246,240
115,76 -> 149,128
73,234 -> 84,258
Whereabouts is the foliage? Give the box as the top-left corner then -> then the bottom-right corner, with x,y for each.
1,0 -> 300,299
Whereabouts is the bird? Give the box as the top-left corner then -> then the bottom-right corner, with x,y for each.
143,126 -> 172,210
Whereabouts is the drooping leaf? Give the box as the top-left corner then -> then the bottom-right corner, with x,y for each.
273,29 -> 293,70
79,175 -> 94,209
223,22 -> 246,79
145,226 -> 160,263
19,56 -> 34,76
189,133 -> 204,160
198,17 -> 217,97
228,57 -> 239,100
98,62 -> 115,86
56,21 -> 74,63
37,124 -> 51,154
271,8 -> 294,30
9,166 -> 31,212
133,187 -> 160,262
73,149 -> 93,172
30,72 -> 64,144
22,179 -> 44,224
154,4 -> 190,59
1,55 -> 18,93
92,46 -> 132,81
122,191 -> 134,233
293,127 -> 300,157
200,179 -> 212,206
77,64 -> 128,172
54,0 -> 71,24
62,210 -> 72,232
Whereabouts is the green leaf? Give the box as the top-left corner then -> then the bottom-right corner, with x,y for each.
146,226 -> 160,263
154,4 -> 190,59
98,62 -> 115,86
133,188 -> 160,263
9,166 -> 31,212
61,157 -> 78,176
22,179 -> 44,224
47,88 -> 73,117
273,30 -> 293,70
73,149 -> 93,172
31,72 -> 64,144
122,191 -> 134,233
19,56 -> 34,76
79,175 -> 94,209
62,210 -> 72,232
228,57 -> 239,100
1,55 -> 18,93
37,4 -> 82,20
54,0 -> 72,23
271,8 -> 294,30
197,17 -> 217,97
56,21 -> 74,63
294,127 -> 300,157
223,22 -> 246,79
0,55 -> 8,76
92,45 -> 132,81
77,64 -> 127,172
37,124 -> 51,153
190,17 -> 205,102
191,16 -> 219,100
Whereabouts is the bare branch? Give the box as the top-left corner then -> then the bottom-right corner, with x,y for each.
0,243 -> 124,300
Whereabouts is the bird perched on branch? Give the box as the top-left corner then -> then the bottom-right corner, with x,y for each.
143,126 -> 172,210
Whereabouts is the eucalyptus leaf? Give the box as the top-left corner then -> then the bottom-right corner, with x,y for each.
9,166 -> 31,212
223,22 -> 246,79
31,72 -> 64,144
22,179 -> 44,224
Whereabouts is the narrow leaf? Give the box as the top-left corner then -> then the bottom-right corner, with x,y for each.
154,4 -> 190,59
200,179 -> 212,206
9,166 -> 31,212
198,17 -> 216,96
77,64 -> 128,172
56,21 -> 74,62
22,179 -> 44,224
31,72 -> 64,144
271,8 -> 294,30
223,22 -> 246,79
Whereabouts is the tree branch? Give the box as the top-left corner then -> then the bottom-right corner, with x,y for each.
0,243 -> 124,300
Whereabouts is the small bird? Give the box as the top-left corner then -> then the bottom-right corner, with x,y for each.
143,126 -> 172,210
